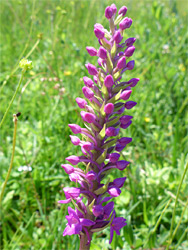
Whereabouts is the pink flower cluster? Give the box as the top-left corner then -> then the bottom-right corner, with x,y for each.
59,3 -> 139,249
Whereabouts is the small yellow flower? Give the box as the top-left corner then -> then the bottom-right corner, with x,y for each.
179,64 -> 186,72
64,71 -> 72,76
19,58 -> 33,71
144,117 -> 150,122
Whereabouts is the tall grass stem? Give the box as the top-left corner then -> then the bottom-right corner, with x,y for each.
166,160 -> 188,249
0,70 -> 25,128
0,114 -> 18,204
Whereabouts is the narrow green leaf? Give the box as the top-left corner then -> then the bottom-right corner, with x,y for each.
98,123 -> 106,140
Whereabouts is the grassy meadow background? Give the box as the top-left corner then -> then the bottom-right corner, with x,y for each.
0,0 -> 188,249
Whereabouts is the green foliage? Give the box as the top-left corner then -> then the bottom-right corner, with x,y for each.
0,0 -> 187,249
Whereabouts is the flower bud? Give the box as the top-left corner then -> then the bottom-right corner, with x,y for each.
70,135 -> 80,145
69,173 -> 81,182
93,76 -> 98,84
85,63 -> 98,75
111,4 -> 117,14
116,160 -> 130,170
126,60 -> 135,70
128,78 -> 140,87
105,127 -> 119,137
118,137 -> 132,146
82,142 -> 94,151
66,155 -> 80,165
83,76 -> 94,88
125,101 -> 137,109
94,23 -> 105,39
76,97 -> 87,109
68,124 -> 82,134
114,30 -> 123,44
119,115 -> 133,125
98,46 -> 107,59
117,106 -> 125,114
119,17 -> 132,30
108,186 -> 121,197
104,103 -> 114,114
117,56 -> 126,69
86,171 -> 97,181
108,153 -> 120,163
125,37 -> 136,47
82,86 -> 94,99
105,6 -> 113,19
120,120 -> 132,129
104,75 -> 114,88
120,90 -> 132,100
118,6 -> 127,16
115,144 -> 125,152
61,164 -> 74,174
113,177 -> 126,188
124,46 -> 135,57
80,111 -> 96,123
86,46 -> 97,56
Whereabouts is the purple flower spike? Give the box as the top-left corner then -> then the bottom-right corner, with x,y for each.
60,5 -> 139,248
118,6 -> 127,16
119,17 -> 132,30
104,103 -> 114,114
114,30 -> 123,44
120,90 -> 132,100
125,101 -> 137,109
85,63 -> 98,75
98,46 -> 107,59
105,6 -> 113,19
68,124 -> 82,134
86,46 -> 97,56
117,56 -> 126,69
104,75 -> 114,88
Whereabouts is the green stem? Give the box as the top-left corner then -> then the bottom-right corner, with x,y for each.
166,160 -> 188,250
0,70 -> 25,128
0,115 -> 18,204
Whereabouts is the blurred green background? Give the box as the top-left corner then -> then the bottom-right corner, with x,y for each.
0,0 -> 187,249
